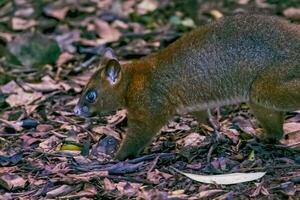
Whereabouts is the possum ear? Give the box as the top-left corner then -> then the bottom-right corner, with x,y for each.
102,48 -> 117,60
104,59 -> 121,85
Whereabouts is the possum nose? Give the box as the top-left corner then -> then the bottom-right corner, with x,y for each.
74,105 -> 82,116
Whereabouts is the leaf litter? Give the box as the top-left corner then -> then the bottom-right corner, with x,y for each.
0,0 -> 299,199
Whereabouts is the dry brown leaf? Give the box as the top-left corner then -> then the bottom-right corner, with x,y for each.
44,6 -> 69,20
137,0 -> 158,15
282,122 -> 300,146
0,173 -> 27,190
94,19 -> 121,44
232,116 -> 256,136
103,178 -> 116,191
0,118 -> 23,132
168,190 -> 187,199
0,32 -> 14,42
74,184 -> 98,198
67,171 -> 109,182
46,185 -> 74,198
196,189 -> 224,199
92,126 -> 121,140
11,17 -> 36,30
56,52 -> 75,67
0,166 -> 18,174
106,109 -> 127,126
1,80 -> 19,94
116,181 -> 142,197
6,91 -> 42,107
284,7 -> 300,20
70,70 -> 94,86
20,135 -> 40,146
26,75 -> 62,92
14,7 -> 34,18
284,122 -> 300,134
177,132 -> 206,147
36,124 -> 54,132
147,169 -> 172,184
237,0 -> 250,5
38,135 -> 60,151
222,128 -> 240,144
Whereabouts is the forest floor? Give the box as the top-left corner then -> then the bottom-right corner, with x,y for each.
0,0 -> 300,199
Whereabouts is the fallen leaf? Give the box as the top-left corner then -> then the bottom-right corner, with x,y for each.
173,168 -> 266,185
11,17 -> 36,30
106,109 -> 127,127
209,10 -> 223,19
36,124 -> 54,132
116,181 -> 142,197
168,190 -> 187,199
137,0 -> 158,15
0,81 -> 19,94
197,189 -> 224,199
39,135 -> 60,151
0,173 -> 27,190
67,171 -> 108,182
46,185 -> 74,198
92,126 -> 121,140
56,52 -> 74,67
43,5 -> 69,20
94,19 -> 121,44
103,178 -> 116,191
177,132 -> 206,147
14,7 -> 34,18
284,122 -> 300,134
25,75 -> 61,93
284,7 -> 300,21
6,90 -> 42,107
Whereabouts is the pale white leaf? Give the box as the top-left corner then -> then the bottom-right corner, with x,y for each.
173,168 -> 266,185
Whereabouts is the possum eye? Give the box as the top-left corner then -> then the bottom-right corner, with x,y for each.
86,90 -> 97,103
